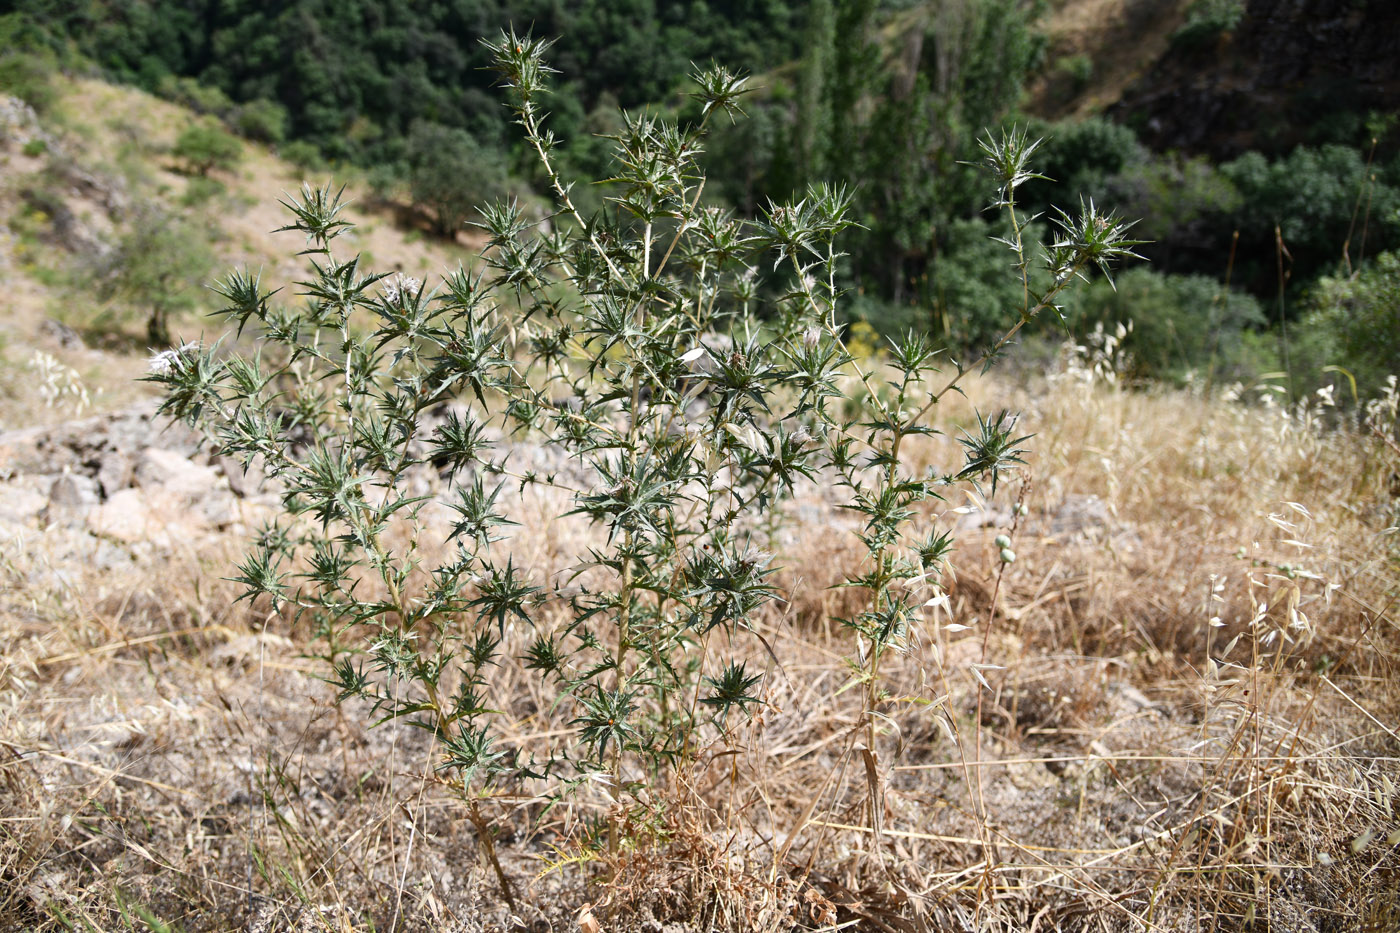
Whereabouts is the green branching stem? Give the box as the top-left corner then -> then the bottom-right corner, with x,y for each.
518,101 -> 626,285
908,255 -> 1091,427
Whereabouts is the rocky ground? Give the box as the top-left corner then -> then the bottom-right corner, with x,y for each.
1,405 -> 252,583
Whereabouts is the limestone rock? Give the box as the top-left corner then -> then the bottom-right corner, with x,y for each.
96,451 -> 133,498
0,483 -> 48,525
87,488 -> 151,544
135,447 -> 221,500
50,473 -> 97,508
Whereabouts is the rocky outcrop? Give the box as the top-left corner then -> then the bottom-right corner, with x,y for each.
2,94 -> 129,261
0,96 -> 53,154
1109,0 -> 1400,157
0,404 -> 263,583
0,401 -> 591,587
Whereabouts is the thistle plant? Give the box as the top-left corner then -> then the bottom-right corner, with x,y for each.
145,30 -> 1139,891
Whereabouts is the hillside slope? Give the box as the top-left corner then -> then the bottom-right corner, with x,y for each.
1107,0 -> 1400,156
1027,0 -> 1192,119
0,76 -> 482,430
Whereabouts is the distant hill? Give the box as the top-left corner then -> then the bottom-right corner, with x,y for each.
1107,0 -> 1400,158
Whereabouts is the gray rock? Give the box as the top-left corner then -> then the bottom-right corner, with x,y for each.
96,452 -> 133,498
87,488 -> 150,543
135,447 -> 221,499
0,484 -> 47,525
47,473 -> 99,509
217,454 -> 264,498
39,318 -> 83,349
1051,494 -> 1111,537
0,402 -> 199,479
197,494 -> 239,529
92,537 -> 137,572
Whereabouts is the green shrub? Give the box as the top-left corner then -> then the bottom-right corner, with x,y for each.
1019,120 -> 1245,253
279,139 -> 323,178
1296,249 -> 1400,399
1053,54 -> 1093,98
147,33 -> 1138,895
0,49 -> 58,114
230,98 -> 288,144
365,161 -> 406,202
179,175 -> 225,207
931,217 -> 1050,352
1064,267 -> 1269,383
1103,153 -> 1242,244
155,75 -> 233,117
172,121 -> 242,176
406,120 -> 510,237
1172,0 -> 1245,50
1018,117 -> 1147,218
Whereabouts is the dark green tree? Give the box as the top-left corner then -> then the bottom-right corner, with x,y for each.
796,0 -> 836,182
850,0 -> 1045,311
172,121 -> 243,176
406,121 -> 509,238
98,209 -> 215,346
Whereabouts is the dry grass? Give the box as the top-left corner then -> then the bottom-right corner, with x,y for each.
2,357 -> 1396,932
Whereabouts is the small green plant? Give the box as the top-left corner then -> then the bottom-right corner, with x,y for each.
172,121 -> 242,177
279,140 -> 323,178
1172,0 -> 1245,50
97,207 -> 215,345
156,75 -> 234,118
0,48 -> 58,114
148,31 -> 1138,898
230,98 -> 288,144
1056,54 -> 1093,95
179,175 -> 226,207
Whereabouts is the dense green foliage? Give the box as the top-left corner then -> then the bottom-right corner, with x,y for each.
1297,250 -> 1400,398
1172,0 -> 1245,50
1220,145 -> 1400,291
1018,117 -> 1400,391
0,13 -> 66,113
7,0 -> 1398,396
712,0 -> 1047,310
405,120 -> 510,236
172,121 -> 242,176
11,0 -> 802,160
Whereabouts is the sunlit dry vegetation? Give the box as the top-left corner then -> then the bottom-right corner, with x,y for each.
1,10 -> 1398,933
3,328 -> 1397,932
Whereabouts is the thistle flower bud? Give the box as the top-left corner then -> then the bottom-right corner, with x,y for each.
146,342 -> 200,375
382,273 -> 422,304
